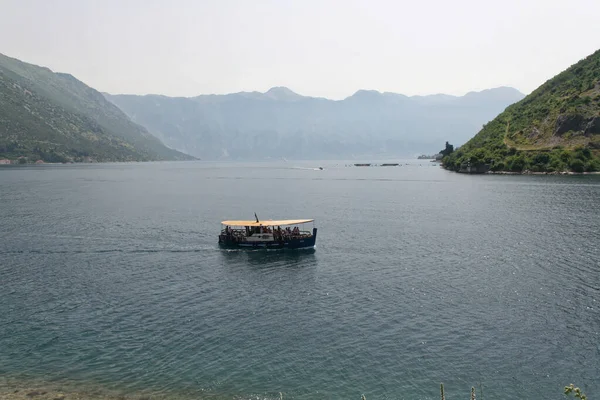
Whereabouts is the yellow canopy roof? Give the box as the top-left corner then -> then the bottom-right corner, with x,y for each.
221,219 -> 314,227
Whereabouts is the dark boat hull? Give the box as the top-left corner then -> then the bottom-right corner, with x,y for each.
219,228 -> 317,250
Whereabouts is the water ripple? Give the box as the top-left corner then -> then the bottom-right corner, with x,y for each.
1,163 -> 599,399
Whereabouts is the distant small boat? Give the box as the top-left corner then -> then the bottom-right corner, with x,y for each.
380,163 -> 399,166
219,216 -> 317,249
354,163 -> 371,167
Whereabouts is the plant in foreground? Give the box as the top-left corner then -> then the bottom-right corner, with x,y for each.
358,383 -> 587,399
439,384 -> 476,400
565,384 -> 587,400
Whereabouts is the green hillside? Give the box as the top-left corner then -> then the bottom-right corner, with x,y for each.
443,49 -> 600,173
0,53 -> 194,163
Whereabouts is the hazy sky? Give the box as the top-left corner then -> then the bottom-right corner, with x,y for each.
1,0 -> 599,99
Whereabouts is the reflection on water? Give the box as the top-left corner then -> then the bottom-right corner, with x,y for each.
219,247 -> 317,267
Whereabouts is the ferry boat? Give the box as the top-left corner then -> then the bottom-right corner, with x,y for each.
219,216 -> 317,249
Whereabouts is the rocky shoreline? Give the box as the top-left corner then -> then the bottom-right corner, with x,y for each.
440,163 -> 600,175
0,379 -> 267,400
0,380 -> 172,400
0,387 -> 192,400
485,170 -> 600,175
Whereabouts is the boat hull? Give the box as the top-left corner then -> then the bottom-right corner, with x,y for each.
219,228 -> 317,250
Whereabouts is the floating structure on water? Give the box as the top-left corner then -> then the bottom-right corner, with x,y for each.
352,163 -> 400,167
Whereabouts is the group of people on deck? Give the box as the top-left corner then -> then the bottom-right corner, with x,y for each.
272,226 -> 302,240
223,225 -> 303,240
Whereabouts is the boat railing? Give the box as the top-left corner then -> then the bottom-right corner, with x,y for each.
221,228 -> 246,235
220,227 -> 313,241
272,230 -> 313,240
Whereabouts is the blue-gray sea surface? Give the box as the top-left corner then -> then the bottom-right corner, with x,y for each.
0,161 -> 599,399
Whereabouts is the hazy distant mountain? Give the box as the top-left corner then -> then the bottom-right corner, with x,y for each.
0,53 -> 193,162
105,86 -> 524,160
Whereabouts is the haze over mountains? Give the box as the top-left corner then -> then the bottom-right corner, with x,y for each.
0,51 -> 525,163
105,86 -> 524,160
0,53 -> 193,162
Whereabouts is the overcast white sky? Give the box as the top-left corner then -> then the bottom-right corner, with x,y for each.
1,0 -> 599,99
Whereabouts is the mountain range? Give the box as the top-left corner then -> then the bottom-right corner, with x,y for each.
0,53 -> 193,162
0,51 -> 526,163
105,86 -> 524,160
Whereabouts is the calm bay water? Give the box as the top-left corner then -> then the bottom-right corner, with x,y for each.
0,161 -> 599,399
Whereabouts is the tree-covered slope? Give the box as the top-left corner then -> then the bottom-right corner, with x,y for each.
0,53 -> 194,162
443,49 -> 600,173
